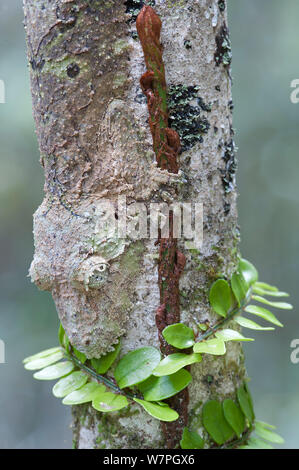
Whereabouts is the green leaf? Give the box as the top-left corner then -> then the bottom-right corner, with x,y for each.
134,398 -> 179,422
255,422 -> 284,444
231,272 -> 248,305
138,369 -> 192,401
193,338 -> 226,355
244,382 -> 255,419
252,285 -> 289,298
91,341 -> 121,374
33,361 -> 74,380
202,400 -> 235,445
241,437 -> 273,449
222,399 -> 245,437
238,258 -> 258,286
52,371 -> 88,398
153,353 -> 202,377
255,420 -> 276,430
58,323 -> 65,346
209,279 -> 233,317
251,295 -> 293,310
62,382 -> 106,405
92,392 -> 128,412
73,347 -> 87,364
162,323 -> 195,349
254,282 -> 278,292
215,329 -> 254,342
180,428 -> 204,449
114,347 -> 161,389
23,347 -> 62,364
234,316 -> 274,331
24,350 -> 64,370
237,384 -> 254,423
245,305 -> 283,327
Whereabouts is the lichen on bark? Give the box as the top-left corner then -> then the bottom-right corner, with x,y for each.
24,0 -> 246,449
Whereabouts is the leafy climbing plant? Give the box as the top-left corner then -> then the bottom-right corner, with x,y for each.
24,258 -> 291,448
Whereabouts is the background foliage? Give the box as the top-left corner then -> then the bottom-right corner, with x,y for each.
0,0 -> 298,448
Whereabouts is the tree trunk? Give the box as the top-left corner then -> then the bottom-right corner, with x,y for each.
24,0 -> 244,449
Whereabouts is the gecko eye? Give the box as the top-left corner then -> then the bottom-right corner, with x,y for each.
98,263 -> 107,272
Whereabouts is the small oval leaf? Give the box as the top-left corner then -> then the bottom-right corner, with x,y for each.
231,272 -> 248,305
215,329 -> 254,342
92,392 -> 128,412
237,384 -> 254,423
251,295 -> 293,310
193,338 -> 226,355
223,399 -> 245,437
62,382 -> 105,405
209,279 -> 233,317
52,371 -> 88,398
202,400 -> 235,445
162,323 -> 195,349
180,428 -> 205,449
134,398 -> 179,422
245,305 -> 283,327
91,341 -> 121,375
238,259 -> 258,286
138,369 -> 192,401
23,347 -> 62,364
234,316 -> 274,331
33,361 -> 74,380
24,350 -> 64,370
114,347 -> 161,389
153,353 -> 202,377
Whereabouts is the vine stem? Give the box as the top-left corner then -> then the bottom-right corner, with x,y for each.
65,352 -> 140,401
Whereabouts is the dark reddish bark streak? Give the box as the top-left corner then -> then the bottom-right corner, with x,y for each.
137,6 -> 188,448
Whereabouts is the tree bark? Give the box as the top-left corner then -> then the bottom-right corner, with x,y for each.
24,0 -> 245,449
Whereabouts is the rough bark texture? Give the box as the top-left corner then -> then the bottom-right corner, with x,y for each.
24,0 -> 245,449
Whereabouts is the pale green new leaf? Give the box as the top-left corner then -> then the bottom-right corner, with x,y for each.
114,347 -> 161,389
92,392 -> 128,412
153,353 -> 202,377
252,285 -> 289,298
62,382 -> 105,405
24,350 -> 64,370
254,282 -> 278,292
209,279 -> 233,317
251,295 -> 293,310
215,329 -> 254,342
234,316 -> 274,331
255,422 -> 284,444
134,398 -> 179,422
33,361 -> 74,380
23,347 -> 62,364
162,323 -> 195,349
241,437 -> 273,449
52,371 -> 88,398
193,338 -> 226,355
245,305 -> 283,327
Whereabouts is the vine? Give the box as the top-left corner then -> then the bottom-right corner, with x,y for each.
24,257 -> 291,448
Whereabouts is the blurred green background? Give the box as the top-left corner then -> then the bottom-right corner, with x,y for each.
0,0 -> 298,448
